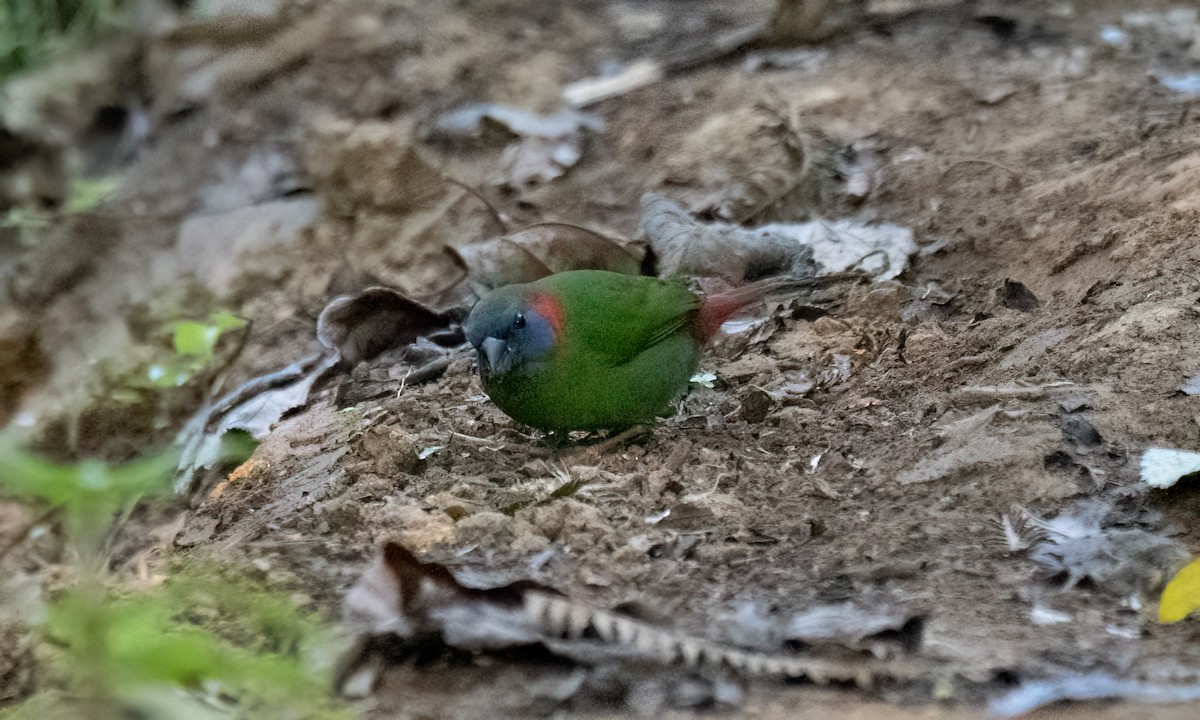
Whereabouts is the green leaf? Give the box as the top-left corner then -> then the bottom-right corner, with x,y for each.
210,310 -> 247,333
171,312 -> 246,360
0,435 -> 80,505
0,436 -> 173,508
1160,557 -> 1200,623
144,360 -> 196,388
218,429 -> 258,466
172,321 -> 221,359
66,176 -> 120,213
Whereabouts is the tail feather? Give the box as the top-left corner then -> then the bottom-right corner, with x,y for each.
694,272 -> 860,342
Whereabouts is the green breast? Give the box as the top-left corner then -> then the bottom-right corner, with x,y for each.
485,332 -> 700,431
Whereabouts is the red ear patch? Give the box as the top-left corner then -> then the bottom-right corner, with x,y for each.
529,292 -> 566,336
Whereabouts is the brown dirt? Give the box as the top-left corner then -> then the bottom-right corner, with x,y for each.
4,0 -> 1200,718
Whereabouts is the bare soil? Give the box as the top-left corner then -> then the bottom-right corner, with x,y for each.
4,0 -> 1200,718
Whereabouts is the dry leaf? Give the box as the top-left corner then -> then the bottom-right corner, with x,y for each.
173,353 -> 337,495
990,673 -> 1200,718
451,223 -> 641,289
641,194 -> 814,283
317,287 -> 457,365
1142,448 -> 1200,489
642,195 -> 915,284
428,104 -> 604,189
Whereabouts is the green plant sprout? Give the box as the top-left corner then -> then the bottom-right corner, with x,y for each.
0,434 -> 174,571
172,311 -> 247,362
0,438 -> 353,719
65,175 -> 121,213
139,311 -> 247,389
24,570 -> 355,720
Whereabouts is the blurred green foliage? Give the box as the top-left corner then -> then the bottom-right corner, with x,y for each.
173,311 -> 247,362
0,433 -> 174,562
130,310 -> 247,390
26,574 -> 353,719
0,438 -> 353,720
64,175 -> 121,212
1,175 -> 122,247
0,576 -> 354,720
0,0 -> 131,80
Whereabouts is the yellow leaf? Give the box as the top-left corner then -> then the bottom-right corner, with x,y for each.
1160,557 -> 1200,623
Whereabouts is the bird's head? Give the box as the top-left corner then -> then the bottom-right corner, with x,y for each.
464,286 -> 564,380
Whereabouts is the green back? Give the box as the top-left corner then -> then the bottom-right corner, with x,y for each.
536,271 -> 701,366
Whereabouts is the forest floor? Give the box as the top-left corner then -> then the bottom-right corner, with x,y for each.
2,0 -> 1200,718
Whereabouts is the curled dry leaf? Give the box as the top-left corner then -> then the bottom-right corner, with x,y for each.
642,195 -> 916,284
174,353 -> 338,496
178,285 -> 464,495
317,287 -> 458,365
641,194 -> 815,284
451,222 -> 642,290
339,541 -> 934,698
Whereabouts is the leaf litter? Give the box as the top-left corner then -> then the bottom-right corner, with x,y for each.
642,195 -> 915,284
338,540 -> 933,699
428,104 -> 605,188
7,1 -> 1200,719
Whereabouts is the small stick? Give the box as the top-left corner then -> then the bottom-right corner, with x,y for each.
444,177 -> 509,233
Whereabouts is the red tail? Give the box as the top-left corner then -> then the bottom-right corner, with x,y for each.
696,287 -> 763,342
694,274 -> 838,342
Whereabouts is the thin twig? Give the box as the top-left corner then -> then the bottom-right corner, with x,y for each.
944,352 -> 996,372
951,382 -> 1078,405
445,177 -> 510,233
942,159 -> 1023,189
568,425 -> 653,457
519,221 -> 623,242
449,431 -> 553,457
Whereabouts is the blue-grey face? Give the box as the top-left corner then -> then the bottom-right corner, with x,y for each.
464,290 -> 556,381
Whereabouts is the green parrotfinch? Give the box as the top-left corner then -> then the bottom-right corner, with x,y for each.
464,270 -> 774,432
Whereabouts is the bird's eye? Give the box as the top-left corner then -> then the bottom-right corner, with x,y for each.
513,313 -> 526,329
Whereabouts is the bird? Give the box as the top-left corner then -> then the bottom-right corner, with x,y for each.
463,269 -> 785,432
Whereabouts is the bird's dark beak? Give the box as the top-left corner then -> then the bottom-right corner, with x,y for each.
480,337 -> 506,374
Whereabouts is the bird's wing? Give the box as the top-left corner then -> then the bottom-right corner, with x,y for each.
550,272 -> 700,368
